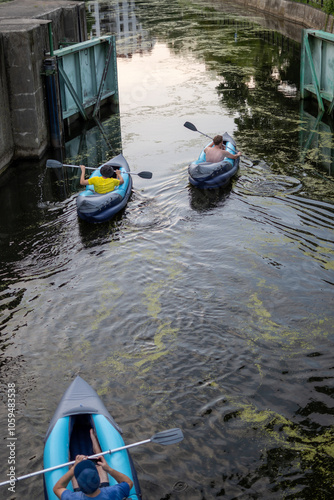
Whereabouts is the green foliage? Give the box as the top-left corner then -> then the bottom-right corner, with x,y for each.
324,0 -> 334,14
289,0 -> 331,11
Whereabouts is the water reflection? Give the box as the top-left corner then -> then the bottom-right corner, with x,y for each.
188,184 -> 231,213
83,0 -> 334,189
87,0 -> 154,56
299,102 -> 334,178
65,113 -> 121,165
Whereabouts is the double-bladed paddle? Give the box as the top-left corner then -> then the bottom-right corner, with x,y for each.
46,159 -> 153,179
183,121 -> 213,141
184,121 -> 253,163
0,427 -> 183,487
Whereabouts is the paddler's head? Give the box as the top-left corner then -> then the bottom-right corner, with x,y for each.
100,165 -> 115,178
213,135 -> 223,146
74,459 -> 100,494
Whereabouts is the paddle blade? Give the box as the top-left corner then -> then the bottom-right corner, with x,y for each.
151,428 -> 184,446
183,121 -> 197,132
138,171 -> 152,179
46,159 -> 63,169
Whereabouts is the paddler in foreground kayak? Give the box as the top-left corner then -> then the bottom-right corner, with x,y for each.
80,164 -> 124,194
53,429 -> 133,499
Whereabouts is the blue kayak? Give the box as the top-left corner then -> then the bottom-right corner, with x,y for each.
76,154 -> 132,223
43,376 -> 142,500
188,132 -> 240,189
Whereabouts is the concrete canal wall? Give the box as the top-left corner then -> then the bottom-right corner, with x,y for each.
0,0 -> 87,172
233,0 -> 334,32
0,37 -> 13,169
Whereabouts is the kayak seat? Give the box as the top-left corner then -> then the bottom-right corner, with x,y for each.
69,414 -> 95,460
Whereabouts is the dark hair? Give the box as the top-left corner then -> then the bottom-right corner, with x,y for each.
100,165 -> 114,178
213,135 -> 223,146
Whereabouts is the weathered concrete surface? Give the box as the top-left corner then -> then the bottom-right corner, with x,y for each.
0,0 -> 87,172
233,0 -> 334,32
0,20 -> 50,163
0,36 -> 14,169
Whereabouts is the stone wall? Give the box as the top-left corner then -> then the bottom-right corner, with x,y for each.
234,0 -> 334,32
0,1 -> 87,173
0,21 -> 50,164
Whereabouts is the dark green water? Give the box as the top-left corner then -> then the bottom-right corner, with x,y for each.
0,0 -> 334,499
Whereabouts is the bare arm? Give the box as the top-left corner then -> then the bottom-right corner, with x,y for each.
80,165 -> 89,186
224,151 -> 241,160
115,169 -> 124,185
53,455 -> 86,499
97,455 -> 133,490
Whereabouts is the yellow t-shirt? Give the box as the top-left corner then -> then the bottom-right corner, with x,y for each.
88,176 -> 120,194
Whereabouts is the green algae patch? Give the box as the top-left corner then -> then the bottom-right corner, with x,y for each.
135,321 -> 179,371
245,292 -> 331,351
98,320 -> 178,375
79,340 -> 91,353
240,403 -> 334,458
90,282 -> 123,330
135,349 -> 169,370
143,282 -> 162,319
249,293 -> 272,319
155,322 -> 178,348
323,259 -> 334,270
100,354 -> 126,375
228,400 -> 334,482
97,380 -> 111,397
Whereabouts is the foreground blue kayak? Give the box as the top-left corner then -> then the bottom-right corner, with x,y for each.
76,154 -> 132,223
188,132 -> 240,189
43,376 -> 142,500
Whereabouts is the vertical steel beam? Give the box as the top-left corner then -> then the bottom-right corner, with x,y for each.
58,64 -> 88,120
44,58 -> 63,148
92,39 -> 114,117
304,33 -> 325,111
300,31 -> 306,99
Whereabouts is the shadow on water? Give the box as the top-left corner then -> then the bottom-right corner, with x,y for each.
76,207 -> 129,249
188,183 -> 232,213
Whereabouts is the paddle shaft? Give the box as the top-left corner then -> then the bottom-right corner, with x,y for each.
0,427 -> 183,487
46,160 -> 152,178
64,163 -> 145,176
183,121 -> 213,141
193,130 -> 213,141
0,439 -> 151,486
184,121 -> 247,158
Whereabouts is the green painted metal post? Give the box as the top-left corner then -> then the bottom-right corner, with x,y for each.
52,36 -> 118,123
304,37 -> 325,111
300,32 -> 306,100
300,29 -> 334,115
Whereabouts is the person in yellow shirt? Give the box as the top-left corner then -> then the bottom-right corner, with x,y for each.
80,164 -> 124,194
